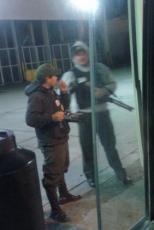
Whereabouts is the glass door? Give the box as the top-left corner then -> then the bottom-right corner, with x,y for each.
89,0 -> 146,229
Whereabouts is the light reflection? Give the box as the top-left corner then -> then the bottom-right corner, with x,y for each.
70,0 -> 99,13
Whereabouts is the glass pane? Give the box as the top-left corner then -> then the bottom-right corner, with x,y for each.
0,1 -> 146,229
0,71 -> 3,85
10,50 -> 18,65
0,50 -> 9,66
15,21 -> 33,46
12,66 -> 21,82
91,0 -> 145,229
5,23 -> 14,48
33,21 -> 44,45
47,21 -> 61,43
0,23 -> 7,48
61,21 -> 78,42
2,67 -> 12,83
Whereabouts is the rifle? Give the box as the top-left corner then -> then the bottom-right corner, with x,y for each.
69,82 -> 134,113
104,88 -> 134,112
106,97 -> 134,112
64,97 -> 134,124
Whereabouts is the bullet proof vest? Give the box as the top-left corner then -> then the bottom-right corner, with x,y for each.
72,67 -> 104,109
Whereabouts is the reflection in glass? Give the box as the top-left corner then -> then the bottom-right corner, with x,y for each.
0,0 -> 145,229
92,1 -> 145,229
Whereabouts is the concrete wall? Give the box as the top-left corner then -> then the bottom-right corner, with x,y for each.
0,0 -> 86,20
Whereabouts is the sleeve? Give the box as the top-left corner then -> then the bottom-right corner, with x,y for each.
26,94 -> 51,128
97,63 -> 117,95
62,71 -> 77,94
60,92 -> 70,110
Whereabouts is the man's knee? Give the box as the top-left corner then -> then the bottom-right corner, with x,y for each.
42,172 -> 63,189
42,148 -> 68,175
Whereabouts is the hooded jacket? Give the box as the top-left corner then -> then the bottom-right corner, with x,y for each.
25,81 -> 70,147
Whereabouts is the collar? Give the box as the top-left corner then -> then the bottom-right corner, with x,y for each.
39,86 -> 53,94
74,64 -> 90,72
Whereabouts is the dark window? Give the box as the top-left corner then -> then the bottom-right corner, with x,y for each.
33,21 -> 43,45
48,21 -> 61,44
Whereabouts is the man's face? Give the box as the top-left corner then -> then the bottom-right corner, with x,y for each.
73,50 -> 89,66
46,75 -> 58,87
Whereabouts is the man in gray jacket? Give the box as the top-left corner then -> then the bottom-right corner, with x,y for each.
62,41 -> 131,187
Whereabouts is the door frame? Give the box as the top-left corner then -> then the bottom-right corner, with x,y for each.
142,0 -> 154,222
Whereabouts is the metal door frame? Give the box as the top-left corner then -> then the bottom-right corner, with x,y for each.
130,0 -> 154,228
142,0 -> 154,223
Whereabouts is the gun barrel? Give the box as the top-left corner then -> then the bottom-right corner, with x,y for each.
108,98 -> 134,112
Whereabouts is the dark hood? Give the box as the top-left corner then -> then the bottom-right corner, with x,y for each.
25,80 -> 41,96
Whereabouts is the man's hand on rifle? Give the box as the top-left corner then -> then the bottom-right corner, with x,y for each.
85,81 -> 90,87
52,111 -> 65,121
95,87 -> 109,99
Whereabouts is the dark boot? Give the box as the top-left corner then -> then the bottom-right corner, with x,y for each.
44,185 -> 70,222
58,177 -> 81,205
115,168 -> 132,185
50,208 -> 69,223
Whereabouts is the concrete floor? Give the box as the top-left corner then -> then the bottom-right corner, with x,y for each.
0,67 -> 145,230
